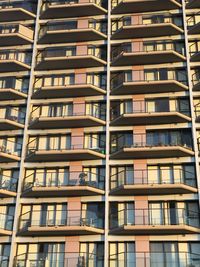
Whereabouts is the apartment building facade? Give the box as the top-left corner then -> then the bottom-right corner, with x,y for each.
0,0 -> 200,266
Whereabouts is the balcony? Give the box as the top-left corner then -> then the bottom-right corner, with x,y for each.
110,208 -> 200,235
0,24 -> 34,46
192,71 -> 200,91
189,42 -> 200,62
36,46 -> 107,70
0,213 -> 13,236
0,176 -> 17,198
110,169 -> 197,195
0,139 -> 21,162
110,134 -> 194,159
40,0 -> 107,19
22,171 -> 105,197
0,78 -> 28,100
111,42 -> 186,66
109,252 -> 200,267
186,0 -> 200,8
32,74 -> 106,99
29,104 -> 106,129
26,136 -> 106,162
188,13 -> 200,34
0,50 -> 31,72
111,0 -> 181,14
0,1 -> 36,22
0,256 -> 8,267
110,101 -> 191,126
18,210 -> 104,236
0,108 -> 25,130
111,71 -> 188,95
112,15 -> 183,40
38,20 -> 107,44
14,253 -> 103,267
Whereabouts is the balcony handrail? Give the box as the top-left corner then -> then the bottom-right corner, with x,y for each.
111,133 -> 193,153
110,99 -> 190,119
0,77 -> 28,93
0,50 -> 32,65
27,135 -> 106,155
36,45 -> 104,63
0,138 -> 22,156
33,73 -> 107,91
23,170 -> 105,190
0,107 -> 25,123
110,70 -> 188,89
187,11 -> 200,26
0,0 -> 37,13
112,41 -> 185,60
39,18 -> 107,38
0,175 -> 18,192
192,70 -> 200,85
189,41 -> 200,56
110,208 -> 200,228
111,0 -> 181,7
30,103 -> 106,121
110,169 -> 196,188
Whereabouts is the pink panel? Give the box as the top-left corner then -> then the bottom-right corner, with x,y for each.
131,15 -> 142,25
135,197 -> 149,227
79,0 -> 89,2
73,101 -> 85,116
71,135 -> 84,149
133,126 -> 146,147
69,162 -> 82,184
132,70 -> 144,81
68,199 -> 81,225
132,41 -> 143,52
76,45 -> 87,56
133,100 -> 145,113
135,237 -> 150,267
75,73 -> 87,85
65,236 -> 79,253
77,19 -> 89,29
134,160 -> 147,184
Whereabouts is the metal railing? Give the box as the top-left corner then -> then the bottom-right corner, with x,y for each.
27,135 -> 106,155
109,252 -> 200,267
192,70 -> 200,87
110,208 -> 200,229
36,45 -> 106,64
111,100 -> 190,120
0,0 -> 36,13
33,73 -> 107,92
0,213 -> 14,231
30,103 -> 106,122
187,12 -> 200,27
0,77 -> 29,94
0,256 -> 9,267
189,41 -> 200,57
110,70 -> 188,89
112,14 -> 183,34
110,169 -> 196,190
111,133 -> 193,153
112,41 -> 185,60
111,0 -> 181,8
0,175 -> 18,192
39,19 -> 107,38
23,171 -> 105,191
14,252 -> 103,267
0,107 -> 25,124
19,209 -> 104,230
0,138 -> 22,156
0,50 -> 32,65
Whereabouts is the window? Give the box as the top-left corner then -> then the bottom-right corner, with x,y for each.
110,242 -> 135,267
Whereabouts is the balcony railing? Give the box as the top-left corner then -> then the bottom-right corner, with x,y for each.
111,70 -> 188,90
0,0 -> 36,13
189,41 -> 200,57
27,135 -> 106,156
36,45 -> 106,64
41,0 -> 104,10
110,169 -> 196,190
110,208 -> 200,229
112,14 -> 183,34
0,213 -> 14,231
111,100 -> 190,120
39,19 -> 107,39
0,139 -> 22,157
0,175 -> 18,192
30,103 -> 106,122
14,253 -> 103,267
112,41 -> 185,60
0,77 -> 28,94
192,71 -> 200,88
109,252 -> 200,267
111,0 -> 182,8
0,50 -> 32,65
23,171 -> 105,191
19,209 -> 104,231
187,12 -> 200,27
0,256 -> 9,267
0,107 -> 25,124
111,133 -> 193,154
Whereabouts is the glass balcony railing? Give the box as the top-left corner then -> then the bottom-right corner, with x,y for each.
110,208 -> 200,229
30,103 -> 106,122
0,256 -> 9,267
111,133 -> 193,154
0,0 -> 36,13
192,71 -> 200,87
111,0 -> 182,8
0,50 -> 32,65
14,253 -> 104,267
0,107 -> 25,124
111,100 -> 190,120
189,41 -> 200,57
36,46 -> 106,64
0,175 -> 18,192
41,0 -> 105,10
112,41 -> 185,61
111,70 -> 188,90
0,139 -> 22,157
39,19 -> 107,38
110,169 -> 196,190
187,12 -> 200,27
0,77 -> 29,94
109,252 -> 200,267
23,171 -> 105,191
112,14 -> 183,34
19,209 -> 104,231
0,213 -> 14,231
